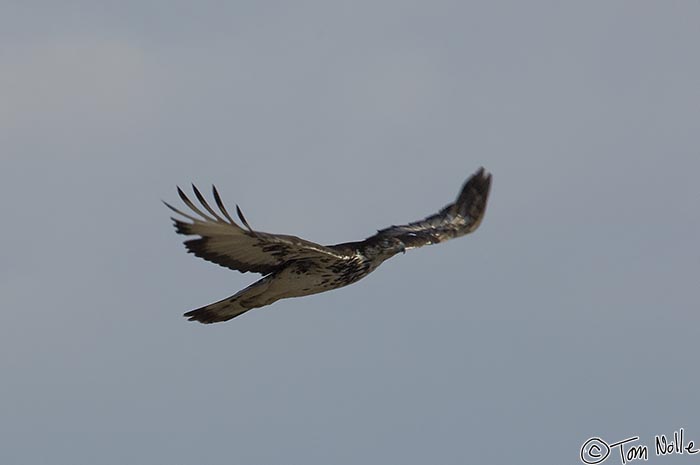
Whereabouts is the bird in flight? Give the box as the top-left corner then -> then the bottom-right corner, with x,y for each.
165,167 -> 492,323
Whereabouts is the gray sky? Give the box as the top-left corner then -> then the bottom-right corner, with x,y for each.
2,1 -> 699,464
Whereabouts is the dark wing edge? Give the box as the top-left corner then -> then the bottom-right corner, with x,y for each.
164,185 -> 352,274
374,167 -> 492,249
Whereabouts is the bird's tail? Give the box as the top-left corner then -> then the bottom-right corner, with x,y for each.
183,296 -> 251,324
184,276 -> 273,324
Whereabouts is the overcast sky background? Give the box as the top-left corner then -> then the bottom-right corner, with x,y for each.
1,2 -> 699,464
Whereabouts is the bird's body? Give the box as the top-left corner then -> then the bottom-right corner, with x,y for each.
189,255 -> 369,323
165,168 -> 491,323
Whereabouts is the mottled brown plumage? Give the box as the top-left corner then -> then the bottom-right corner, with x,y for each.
166,168 -> 492,323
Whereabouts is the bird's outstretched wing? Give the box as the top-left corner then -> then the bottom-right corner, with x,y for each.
164,185 -> 351,275
372,167 -> 492,249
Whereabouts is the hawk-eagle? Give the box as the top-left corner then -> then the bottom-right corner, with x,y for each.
166,167 -> 492,323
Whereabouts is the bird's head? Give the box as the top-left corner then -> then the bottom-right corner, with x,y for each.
370,236 -> 406,261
